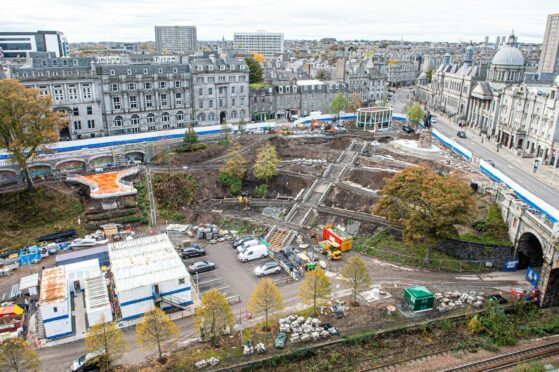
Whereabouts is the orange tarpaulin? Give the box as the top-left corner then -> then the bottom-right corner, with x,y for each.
71,169 -> 138,198
0,305 -> 24,317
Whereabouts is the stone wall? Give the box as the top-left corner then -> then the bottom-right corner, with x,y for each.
437,238 -> 515,265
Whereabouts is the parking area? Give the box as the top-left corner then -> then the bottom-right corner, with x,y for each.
166,231 -> 294,305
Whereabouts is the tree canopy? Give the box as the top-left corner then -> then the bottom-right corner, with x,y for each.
328,93 -> 349,116
373,166 -> 477,244
0,338 -> 40,372
315,70 -> 328,81
341,256 -> 371,304
183,124 -> 198,146
0,79 -> 67,189
348,93 -> 364,112
298,267 -> 331,314
253,142 -> 279,183
85,316 -> 128,370
251,52 -> 265,62
136,308 -> 179,359
195,289 -> 235,346
404,102 -> 424,126
245,57 -> 263,84
248,278 -> 284,330
219,141 -> 247,194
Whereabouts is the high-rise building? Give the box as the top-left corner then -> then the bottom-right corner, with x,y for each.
154,26 -> 197,54
496,36 -> 501,47
539,13 -> 559,75
0,30 -> 68,58
484,36 -> 489,46
233,31 -> 284,57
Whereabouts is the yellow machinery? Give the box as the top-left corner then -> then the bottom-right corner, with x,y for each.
238,192 -> 250,210
318,240 -> 342,260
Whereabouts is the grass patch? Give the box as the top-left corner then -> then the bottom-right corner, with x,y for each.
457,233 -> 511,246
0,186 -> 85,252
134,179 -> 151,225
219,218 -> 266,236
354,232 -> 488,272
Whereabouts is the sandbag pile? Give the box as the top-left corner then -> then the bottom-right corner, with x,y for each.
243,342 -> 267,355
278,315 -> 336,344
435,290 -> 485,312
194,357 -> 220,369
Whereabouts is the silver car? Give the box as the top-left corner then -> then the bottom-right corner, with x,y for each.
254,261 -> 281,277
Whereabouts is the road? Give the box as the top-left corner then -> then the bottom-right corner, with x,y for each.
391,87 -> 559,209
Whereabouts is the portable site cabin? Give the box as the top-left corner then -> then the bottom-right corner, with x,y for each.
0,305 -> 24,333
39,267 -> 72,340
55,246 -> 110,268
322,225 -> 353,252
84,275 -> 112,326
64,259 -> 102,294
19,273 -> 39,298
109,234 -> 194,321
403,286 -> 434,313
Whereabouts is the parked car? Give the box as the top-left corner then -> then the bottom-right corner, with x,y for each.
71,352 -> 104,372
402,125 -> 415,134
254,261 -> 281,277
486,159 -> 496,167
188,260 -> 216,274
238,245 -> 268,263
457,131 -> 467,139
233,236 -> 253,248
431,118 -> 437,123
182,246 -> 206,259
236,239 -> 259,253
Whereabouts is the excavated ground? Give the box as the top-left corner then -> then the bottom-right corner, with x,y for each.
344,168 -> 396,191
322,186 -> 379,213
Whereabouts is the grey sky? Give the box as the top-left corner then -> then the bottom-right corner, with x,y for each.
1,0 -> 557,43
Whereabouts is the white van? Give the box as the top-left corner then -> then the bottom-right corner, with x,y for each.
236,239 -> 259,253
238,245 -> 268,263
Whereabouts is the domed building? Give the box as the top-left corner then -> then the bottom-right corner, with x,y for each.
487,33 -> 525,83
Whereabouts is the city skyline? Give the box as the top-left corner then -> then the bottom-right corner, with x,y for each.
1,0 -> 557,43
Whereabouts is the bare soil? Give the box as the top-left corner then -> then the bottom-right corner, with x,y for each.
345,168 -> 396,191
322,186 -> 378,213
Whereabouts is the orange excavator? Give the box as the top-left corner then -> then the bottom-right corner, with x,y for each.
311,119 -> 337,134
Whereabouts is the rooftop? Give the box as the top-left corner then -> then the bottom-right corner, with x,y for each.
19,273 -> 39,290
39,267 -> 67,305
84,275 -> 111,313
108,234 -> 189,293
296,79 -> 324,86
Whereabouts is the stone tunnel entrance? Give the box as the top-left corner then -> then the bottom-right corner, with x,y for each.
517,232 -> 544,270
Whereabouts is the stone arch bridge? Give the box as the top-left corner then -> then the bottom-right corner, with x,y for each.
498,190 -> 559,307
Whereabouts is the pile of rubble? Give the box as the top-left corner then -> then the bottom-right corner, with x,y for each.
435,290 -> 485,312
278,315 -> 338,344
243,342 -> 267,355
194,357 -> 220,369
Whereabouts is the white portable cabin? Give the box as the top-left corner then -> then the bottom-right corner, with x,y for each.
39,267 -> 73,340
64,259 -> 102,294
19,273 -> 39,298
84,275 -> 112,327
108,234 -> 194,321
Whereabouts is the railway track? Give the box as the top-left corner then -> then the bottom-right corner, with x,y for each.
441,338 -> 559,372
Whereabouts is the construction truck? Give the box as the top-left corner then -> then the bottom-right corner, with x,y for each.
318,240 -> 342,260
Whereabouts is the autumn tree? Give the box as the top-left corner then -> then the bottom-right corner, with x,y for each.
341,256 -> 371,304
253,142 -> 279,183
251,52 -> 265,62
328,93 -> 349,120
348,93 -> 364,112
404,102 -> 424,128
298,267 -> 332,315
426,68 -> 434,83
195,289 -> 235,346
136,308 -> 179,359
84,315 -> 128,370
373,166 -> 477,263
0,338 -> 40,372
0,79 -> 67,189
219,141 -> 247,194
245,57 -> 263,84
248,278 -> 284,331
